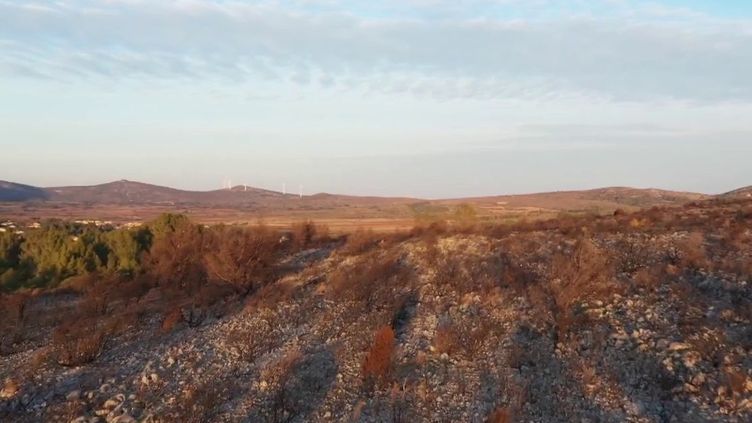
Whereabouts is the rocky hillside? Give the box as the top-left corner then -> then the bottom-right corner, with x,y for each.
1,199 -> 751,422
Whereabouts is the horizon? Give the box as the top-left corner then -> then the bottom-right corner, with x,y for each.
2,0 -> 752,197
1,177 -> 740,200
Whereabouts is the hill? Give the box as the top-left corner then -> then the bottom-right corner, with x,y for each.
0,181 -> 48,202
721,186 -> 752,199
44,180 -> 287,206
0,180 -> 746,232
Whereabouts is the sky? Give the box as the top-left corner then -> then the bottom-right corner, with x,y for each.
1,0 -> 751,198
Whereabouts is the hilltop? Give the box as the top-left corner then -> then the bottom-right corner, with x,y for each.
722,186 -> 752,199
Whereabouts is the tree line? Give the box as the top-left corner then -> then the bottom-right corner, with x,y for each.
0,214 -> 320,293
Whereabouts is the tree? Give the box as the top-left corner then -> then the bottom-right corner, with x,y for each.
145,218 -> 205,291
203,225 -> 278,291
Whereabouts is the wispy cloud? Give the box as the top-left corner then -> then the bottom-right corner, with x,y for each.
1,0 -> 750,102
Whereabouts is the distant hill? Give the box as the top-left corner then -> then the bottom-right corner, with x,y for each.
720,186 -> 752,199
2,180 -> 746,218
44,180 -> 286,206
0,181 -> 49,201
439,186 -> 709,212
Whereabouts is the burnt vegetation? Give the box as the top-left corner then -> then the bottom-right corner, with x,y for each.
1,198 -> 752,421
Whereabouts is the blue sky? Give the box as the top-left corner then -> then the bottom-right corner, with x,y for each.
1,0 -> 751,197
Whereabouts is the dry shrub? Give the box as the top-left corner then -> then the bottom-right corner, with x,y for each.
433,321 -> 458,355
328,250 -> 406,308
434,317 -> 492,357
51,319 -> 106,366
0,294 -> 28,353
247,279 -> 300,310
548,238 -> 617,339
227,326 -> 264,362
633,265 -> 664,291
341,228 -> 380,255
410,220 -> 449,241
722,367 -> 747,398
161,306 -> 184,333
679,232 -> 709,270
362,325 -> 395,386
290,220 -> 319,250
486,407 -> 513,423
203,225 -> 278,291
176,376 -> 237,423
145,223 -> 206,291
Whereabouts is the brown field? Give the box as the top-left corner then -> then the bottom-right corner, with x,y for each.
0,185 -> 710,233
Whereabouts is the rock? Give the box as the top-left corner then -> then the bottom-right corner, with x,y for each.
691,373 -> 706,386
0,379 -> 19,399
103,394 -> 124,409
668,342 -> 691,352
66,390 -> 81,401
112,415 -> 135,423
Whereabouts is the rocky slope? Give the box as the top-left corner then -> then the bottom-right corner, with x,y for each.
1,200 -> 751,422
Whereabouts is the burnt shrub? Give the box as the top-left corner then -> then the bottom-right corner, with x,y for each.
362,325 -> 396,388
145,221 -> 206,292
327,250 -> 407,309
341,228 -> 381,256
678,232 -> 709,270
290,220 -> 319,250
547,238 -> 617,340
203,225 -> 279,292
51,319 -> 106,366
486,407 -> 513,423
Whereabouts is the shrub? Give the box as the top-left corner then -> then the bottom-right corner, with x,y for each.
290,220 -> 318,250
678,232 -> 709,270
341,228 -> 380,255
362,325 -> 395,386
548,238 -> 616,340
145,221 -> 205,291
203,225 -> 278,291
433,320 -> 457,355
328,250 -> 406,309
51,319 -> 106,366
161,306 -> 185,333
486,407 -> 513,423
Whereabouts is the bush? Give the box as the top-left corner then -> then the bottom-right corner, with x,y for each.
547,238 -> 616,340
327,250 -> 406,309
51,319 -> 106,366
362,325 -> 395,387
341,228 -> 380,255
678,232 -> 709,270
290,220 -> 318,250
145,221 -> 205,291
486,407 -> 513,423
203,225 -> 278,291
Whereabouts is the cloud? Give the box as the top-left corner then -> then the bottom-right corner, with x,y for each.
0,0 -> 751,102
